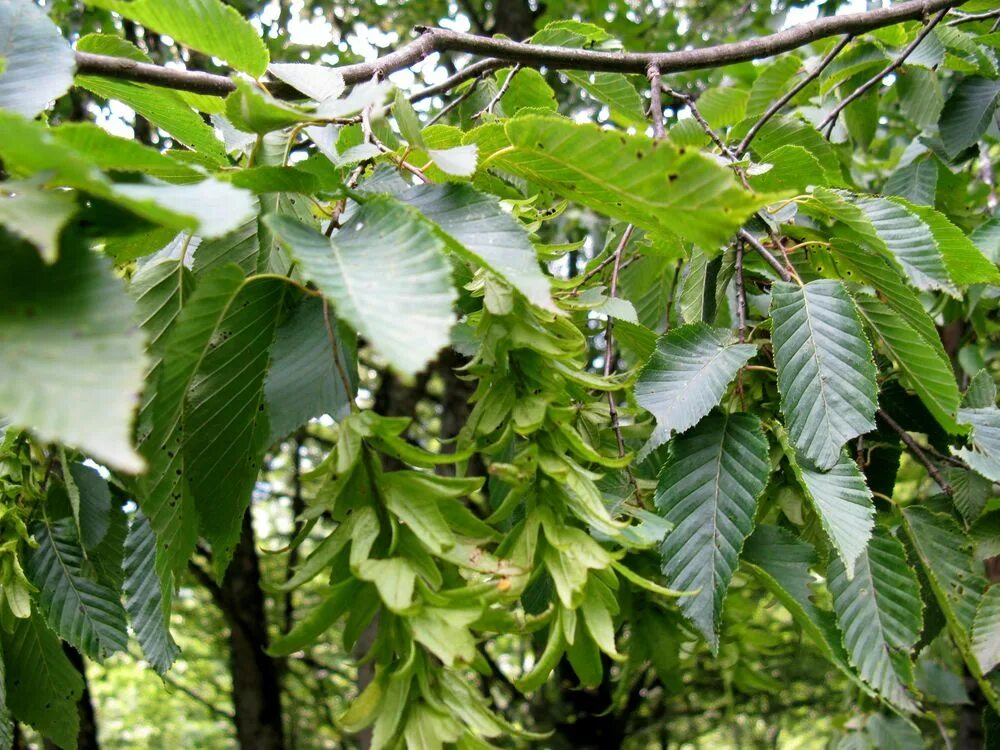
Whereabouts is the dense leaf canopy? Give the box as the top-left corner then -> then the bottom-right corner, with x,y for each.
0,0 -> 998,748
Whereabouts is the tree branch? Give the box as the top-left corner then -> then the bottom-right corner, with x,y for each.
877,408 -> 953,495
818,7 -> 949,135
73,0 -> 963,98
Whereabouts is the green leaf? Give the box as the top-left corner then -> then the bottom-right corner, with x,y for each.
696,87 -> 748,129
0,111 -> 251,238
634,323 -> 756,458
75,35 -> 226,163
854,295 -> 960,433
740,115 -> 842,185
854,196 -> 957,296
268,578 -> 362,657
939,77 -> 1000,157
972,585 -> 1000,674
394,87 -> 424,146
491,115 -> 775,250
84,0 -> 268,77
264,296 -> 356,444
828,531 -> 922,712
124,511 -> 180,675
654,412 -> 769,652
747,145 -> 828,193
743,526 -> 876,697
394,184 -> 555,312
779,428 -> 875,577
25,516 -> 129,661
427,145 -> 478,178
356,558 -> 417,613
0,182 -> 76,263
884,158 -> 937,207
129,258 -> 195,584
183,275 -> 287,575
52,123 -> 202,182
954,406 -> 1000,482
0,238 -> 147,473
771,280 -> 877,470
901,506 -> 999,709
0,0 -> 74,117
380,472 -> 457,557
191,221 -> 259,277
265,198 -> 457,377
1,612 -> 83,749
225,78 -> 315,134
900,200 -> 1000,286
746,56 -> 802,117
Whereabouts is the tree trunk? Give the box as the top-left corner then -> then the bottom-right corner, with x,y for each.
220,515 -> 285,750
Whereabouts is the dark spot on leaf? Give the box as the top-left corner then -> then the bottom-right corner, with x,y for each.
668,173 -> 678,182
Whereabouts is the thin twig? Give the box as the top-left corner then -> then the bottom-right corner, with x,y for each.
647,64 -> 666,139
877,408 -> 952,495
568,245 -> 632,295
735,241 -> 747,343
73,1 -> 962,97
818,7 -> 951,137
603,225 -> 635,461
472,64 -> 521,120
947,8 -> 1000,26
736,34 -> 853,157
426,78 -> 481,126
666,85 -> 750,188
323,300 -> 359,414
737,229 -> 793,282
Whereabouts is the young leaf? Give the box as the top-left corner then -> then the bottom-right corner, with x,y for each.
25,516 -> 129,661
265,198 -> 457,377
828,531 -> 923,712
0,238 -> 147,473
654,412 -> 770,652
491,115 -> 775,250
770,280 -> 877,470
0,0 -> 75,117
634,323 -> 756,458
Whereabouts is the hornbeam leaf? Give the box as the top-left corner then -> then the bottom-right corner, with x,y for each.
491,115 -> 775,250
954,406 -> 1000,482
901,506 -> 999,709
0,239 -> 147,473
854,295 -> 960,433
84,0 -> 268,77
654,412 -> 770,652
130,259 -> 197,587
25,516 -> 129,661
265,198 -> 457,377
75,35 -> 226,163
0,182 -> 76,263
854,196 -> 957,296
939,77 -> 1000,158
634,323 -> 756,458
52,122 -> 203,182
1,613 -> 83,749
828,531 -> 923,712
0,0 -> 75,117
742,526 -> 877,698
394,183 -> 555,312
124,512 -> 180,675
897,199 -> 1000,287
770,280 -> 877,470
972,586 -> 1000,675
779,428 -> 874,577
183,275 -> 287,576
264,296 -> 357,444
